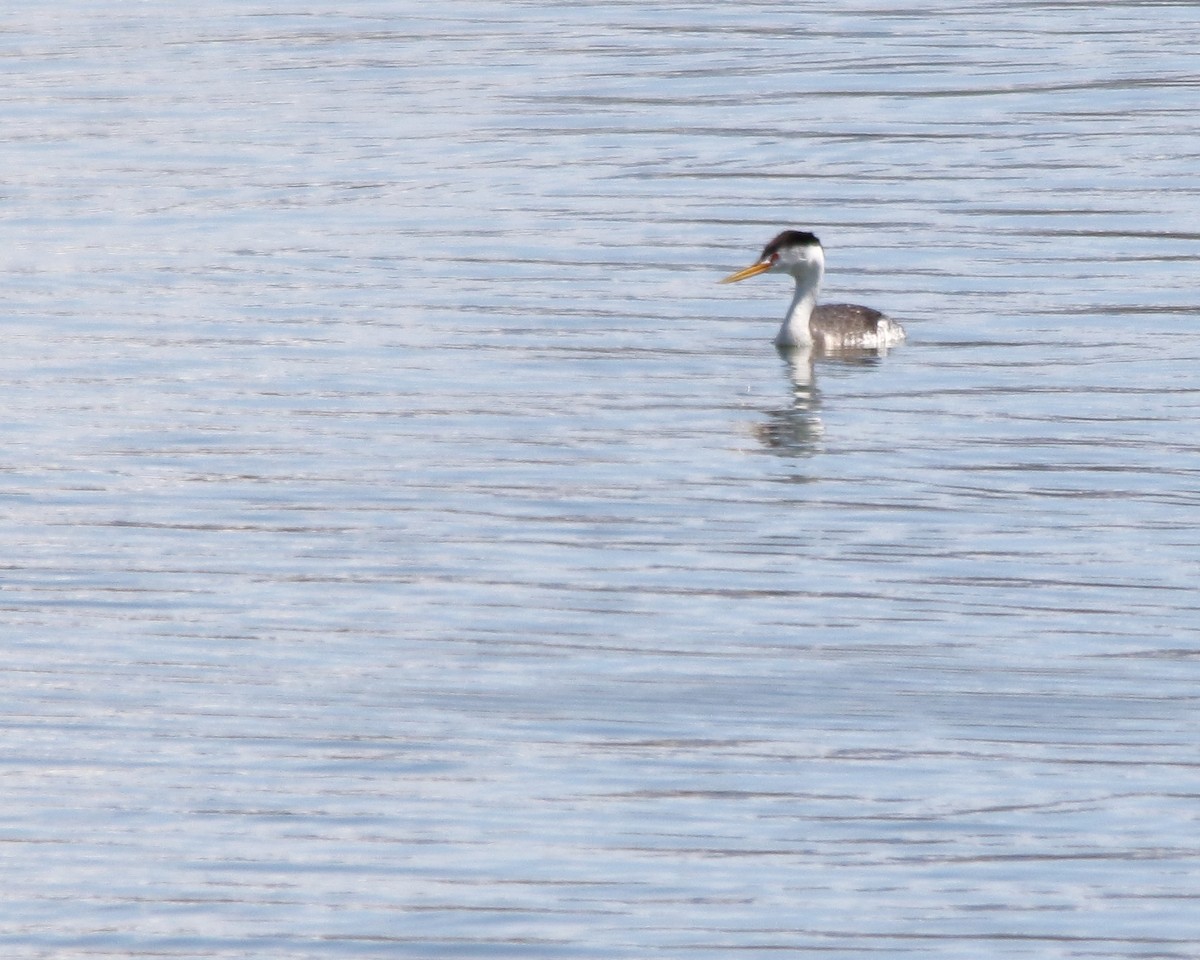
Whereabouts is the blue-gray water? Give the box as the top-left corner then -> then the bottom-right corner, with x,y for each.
4,3 -> 1200,958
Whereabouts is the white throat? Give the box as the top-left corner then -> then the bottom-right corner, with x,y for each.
774,254 -> 824,348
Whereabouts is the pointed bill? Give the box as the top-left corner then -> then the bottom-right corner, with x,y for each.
718,260 -> 772,284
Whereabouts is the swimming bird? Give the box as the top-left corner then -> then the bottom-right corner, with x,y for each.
720,230 -> 905,349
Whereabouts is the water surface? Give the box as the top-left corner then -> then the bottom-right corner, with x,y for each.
4,2 -> 1200,957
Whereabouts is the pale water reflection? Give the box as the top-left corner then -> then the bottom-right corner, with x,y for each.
756,346 -> 822,455
3,1 -> 1200,959
756,346 -> 898,457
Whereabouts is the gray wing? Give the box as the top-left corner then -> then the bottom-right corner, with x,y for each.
811,303 -> 903,348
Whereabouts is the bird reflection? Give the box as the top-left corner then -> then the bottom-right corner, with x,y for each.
755,344 -> 889,456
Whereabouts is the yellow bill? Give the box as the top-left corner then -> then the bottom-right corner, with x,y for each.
718,260 -> 772,284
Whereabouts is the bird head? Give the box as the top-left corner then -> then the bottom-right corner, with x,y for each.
719,230 -> 825,285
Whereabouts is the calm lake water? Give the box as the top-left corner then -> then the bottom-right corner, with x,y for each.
4,2 -> 1200,957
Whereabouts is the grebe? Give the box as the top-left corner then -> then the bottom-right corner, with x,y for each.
720,230 -> 905,349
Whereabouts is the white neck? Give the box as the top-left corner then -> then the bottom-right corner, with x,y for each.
775,274 -> 821,347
